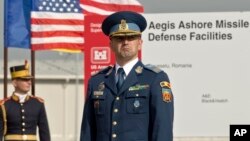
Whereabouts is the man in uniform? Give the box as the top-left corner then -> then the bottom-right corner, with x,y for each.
0,61 -> 51,141
80,11 -> 174,141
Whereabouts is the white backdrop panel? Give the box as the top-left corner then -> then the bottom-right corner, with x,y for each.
142,12 -> 250,136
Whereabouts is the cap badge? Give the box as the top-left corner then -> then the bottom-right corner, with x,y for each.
119,19 -> 128,31
24,60 -> 29,70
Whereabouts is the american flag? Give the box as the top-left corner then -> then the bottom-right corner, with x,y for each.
31,0 -> 84,51
80,0 -> 144,15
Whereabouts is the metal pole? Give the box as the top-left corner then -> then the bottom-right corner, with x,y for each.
4,47 -> 8,98
3,0 -> 8,98
62,79 -> 68,141
75,53 -> 80,140
31,50 -> 35,95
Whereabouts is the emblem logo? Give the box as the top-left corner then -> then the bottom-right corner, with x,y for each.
162,88 -> 172,103
119,19 -> 128,31
133,100 -> 140,108
91,47 -> 111,64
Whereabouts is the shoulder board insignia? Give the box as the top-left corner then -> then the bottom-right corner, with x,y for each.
92,65 -> 113,76
31,95 -> 45,103
144,64 -> 162,73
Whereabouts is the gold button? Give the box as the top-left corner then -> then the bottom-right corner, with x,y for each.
22,122 -> 26,126
116,97 -> 120,100
22,109 -> 25,113
114,109 -> 118,113
22,128 -> 25,132
112,133 -> 117,138
22,116 -> 25,119
113,121 -> 117,126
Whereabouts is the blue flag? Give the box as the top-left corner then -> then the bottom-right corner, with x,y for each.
4,0 -> 31,49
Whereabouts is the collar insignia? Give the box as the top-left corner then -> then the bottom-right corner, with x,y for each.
135,66 -> 143,74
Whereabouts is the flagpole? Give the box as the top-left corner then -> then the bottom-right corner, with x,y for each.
3,47 -> 8,98
3,0 -> 8,98
31,50 -> 35,96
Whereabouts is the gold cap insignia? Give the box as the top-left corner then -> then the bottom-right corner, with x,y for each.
10,60 -> 33,79
118,19 -> 128,31
24,60 -> 29,70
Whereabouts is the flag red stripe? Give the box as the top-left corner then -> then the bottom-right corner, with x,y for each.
81,0 -> 144,12
32,43 -> 84,50
32,31 -> 84,37
31,18 -> 84,25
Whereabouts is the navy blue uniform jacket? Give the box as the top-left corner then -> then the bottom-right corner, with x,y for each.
0,95 -> 50,141
80,61 -> 174,141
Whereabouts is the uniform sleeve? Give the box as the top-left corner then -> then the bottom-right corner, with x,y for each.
38,103 -> 51,141
80,79 -> 96,141
149,72 -> 174,141
0,105 -> 4,141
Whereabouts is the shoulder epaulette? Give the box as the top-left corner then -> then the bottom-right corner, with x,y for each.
144,64 -> 162,73
0,98 -> 10,105
0,99 -> 5,105
31,95 -> 44,103
92,65 -> 113,76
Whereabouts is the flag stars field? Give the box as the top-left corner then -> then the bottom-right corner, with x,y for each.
38,0 -> 80,13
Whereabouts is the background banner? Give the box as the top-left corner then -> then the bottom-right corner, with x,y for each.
84,15 -> 115,95
84,15 -> 141,96
142,12 -> 250,136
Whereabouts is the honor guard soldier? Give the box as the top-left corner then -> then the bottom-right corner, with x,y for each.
80,11 -> 174,141
0,61 -> 51,141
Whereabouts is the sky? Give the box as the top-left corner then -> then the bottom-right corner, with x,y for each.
138,0 -> 250,13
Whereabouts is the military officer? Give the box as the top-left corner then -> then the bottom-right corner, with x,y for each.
0,61 -> 50,141
80,11 -> 174,141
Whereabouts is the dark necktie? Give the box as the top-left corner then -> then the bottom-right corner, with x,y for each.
116,68 -> 125,91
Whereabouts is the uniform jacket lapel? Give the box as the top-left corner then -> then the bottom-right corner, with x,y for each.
118,61 -> 143,95
104,61 -> 144,95
104,67 -> 117,94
